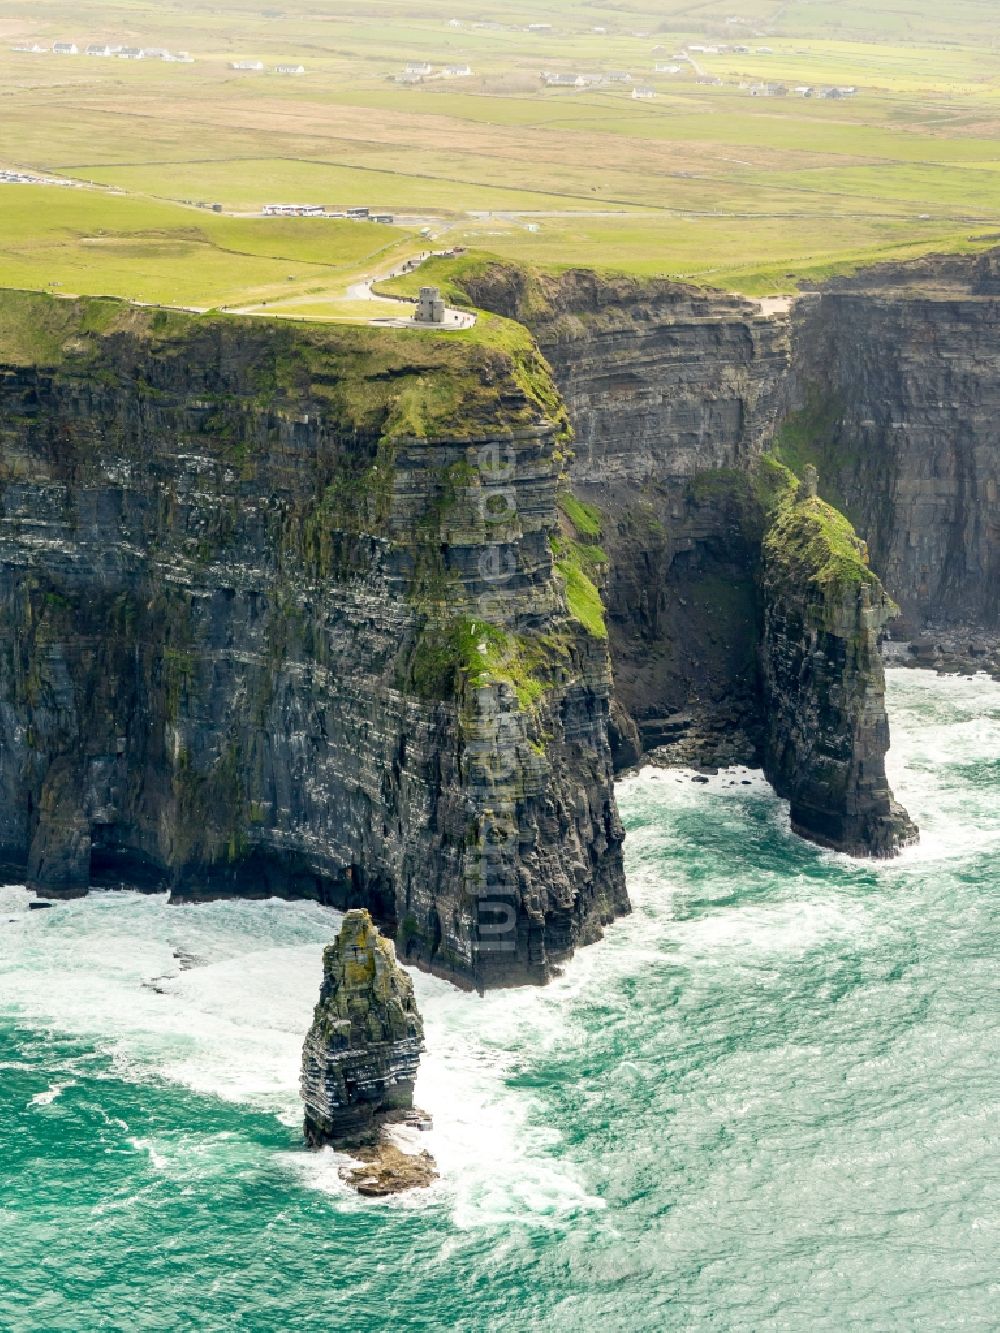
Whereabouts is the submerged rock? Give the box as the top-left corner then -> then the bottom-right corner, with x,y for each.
342,1141 -> 438,1198
301,910 -> 426,1151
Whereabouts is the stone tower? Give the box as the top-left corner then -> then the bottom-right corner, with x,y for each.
415,285 -> 446,324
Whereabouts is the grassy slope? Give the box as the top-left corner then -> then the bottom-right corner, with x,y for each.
1,0 -> 1000,299
0,188 -> 419,309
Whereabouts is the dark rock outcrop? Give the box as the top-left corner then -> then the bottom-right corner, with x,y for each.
759,470 -> 918,856
301,909 -> 425,1147
0,292 -> 627,989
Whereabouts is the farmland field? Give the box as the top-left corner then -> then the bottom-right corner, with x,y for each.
1,0 -> 999,314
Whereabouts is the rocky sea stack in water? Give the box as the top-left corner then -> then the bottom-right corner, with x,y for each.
301,910 -> 436,1193
302,909 -> 425,1144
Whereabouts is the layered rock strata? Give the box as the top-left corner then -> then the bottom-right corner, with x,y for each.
301,909 -> 425,1147
759,468 -> 918,856
452,261 -> 917,856
783,250 -> 1000,635
0,292 -> 627,988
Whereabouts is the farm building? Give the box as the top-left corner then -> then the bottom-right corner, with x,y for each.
52,42 -> 79,55
607,71 -> 632,83
543,72 -> 586,87
275,64 -> 305,74
262,204 -> 325,217
85,43 -> 114,57
443,64 -> 473,77
406,61 -> 432,75
655,63 -> 682,73
632,86 -> 656,100
12,42 -> 47,53
230,59 -> 264,71
119,47 -> 145,59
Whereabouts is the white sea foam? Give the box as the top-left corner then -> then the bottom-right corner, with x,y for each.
28,1079 -> 74,1107
3,667 -> 994,1231
1,890 -> 599,1225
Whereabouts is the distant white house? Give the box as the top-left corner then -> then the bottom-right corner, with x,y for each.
632,86 -> 656,100
262,203 -> 325,217
165,51 -> 194,63
12,42 -> 47,53
543,72 -> 585,87
688,44 -> 719,54
52,42 -> 79,55
144,47 -> 169,60
275,64 -> 305,74
527,23 -> 552,32
85,43 -> 114,57
119,47 -> 145,60
606,71 -> 632,83
443,64 -> 473,78
230,59 -> 264,71
655,63 -> 682,74
793,85 -> 814,96
406,61 -> 432,75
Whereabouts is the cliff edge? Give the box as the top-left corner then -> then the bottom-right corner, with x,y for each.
0,291 -> 627,988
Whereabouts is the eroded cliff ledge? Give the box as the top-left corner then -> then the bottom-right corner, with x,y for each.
0,292 -> 627,988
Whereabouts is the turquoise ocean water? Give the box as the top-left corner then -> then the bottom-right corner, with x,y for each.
2,669 -> 997,1331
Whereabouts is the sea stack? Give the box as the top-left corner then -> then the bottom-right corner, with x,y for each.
301,909 -> 427,1148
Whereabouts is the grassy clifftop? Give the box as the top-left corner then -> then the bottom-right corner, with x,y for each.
757,457 -> 883,610
0,288 -> 564,442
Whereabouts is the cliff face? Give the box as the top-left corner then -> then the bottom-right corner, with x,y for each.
9,245 -> 986,953
0,293 -> 627,989
458,263 -> 915,857
760,468 -> 918,856
301,909 -> 424,1147
460,265 -> 790,765
786,253 -> 1000,634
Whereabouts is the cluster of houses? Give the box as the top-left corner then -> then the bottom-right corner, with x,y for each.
749,82 -> 857,98
0,167 -> 76,187
230,60 -> 306,75
261,204 -> 395,223
394,61 -> 473,85
13,42 -> 193,61
540,68 -> 676,95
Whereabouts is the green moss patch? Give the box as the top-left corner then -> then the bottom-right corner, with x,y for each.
763,488 -> 879,599
557,492 -> 603,539
551,536 -> 608,640
407,617 -> 554,710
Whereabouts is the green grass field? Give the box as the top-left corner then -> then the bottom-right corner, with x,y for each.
1,0 -> 999,311
0,187 -> 420,308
